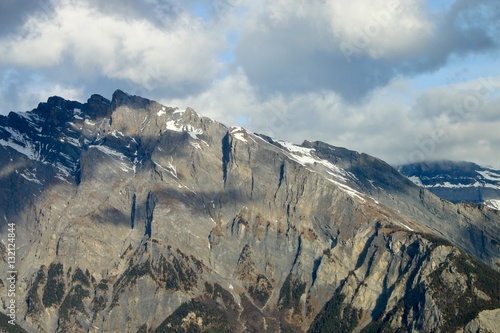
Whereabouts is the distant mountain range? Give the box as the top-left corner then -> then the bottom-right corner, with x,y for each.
398,161 -> 500,210
0,90 -> 499,332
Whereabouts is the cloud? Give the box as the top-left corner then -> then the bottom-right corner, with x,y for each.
411,76 -> 500,121
327,0 -> 433,59
233,0 -> 394,101
0,68 -> 84,113
0,0 -> 55,37
232,0 -> 500,101
2,0 -> 498,102
0,0 -> 229,98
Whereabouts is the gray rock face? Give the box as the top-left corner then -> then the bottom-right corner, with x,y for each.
462,309 -> 500,333
0,90 -> 499,332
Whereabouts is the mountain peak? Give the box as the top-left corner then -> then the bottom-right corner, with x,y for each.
110,89 -> 155,110
1,91 -> 500,333
89,93 -> 111,105
46,95 -> 70,107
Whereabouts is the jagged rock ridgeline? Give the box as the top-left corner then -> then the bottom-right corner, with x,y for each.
0,90 -> 499,333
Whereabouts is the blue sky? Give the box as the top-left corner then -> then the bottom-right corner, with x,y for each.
0,0 -> 499,166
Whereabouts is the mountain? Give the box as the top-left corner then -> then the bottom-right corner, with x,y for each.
398,161 -> 500,209
0,90 -> 499,333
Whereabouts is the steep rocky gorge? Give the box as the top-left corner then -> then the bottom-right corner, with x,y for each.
0,91 -> 499,332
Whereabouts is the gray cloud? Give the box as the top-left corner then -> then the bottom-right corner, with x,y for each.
0,67 -> 84,114
7,0 -> 496,105
233,0 -> 500,102
0,0 -> 55,36
424,0 -> 500,62
79,0 -> 179,27
233,20 -> 395,103
0,0 -> 228,102
79,0 -> 236,28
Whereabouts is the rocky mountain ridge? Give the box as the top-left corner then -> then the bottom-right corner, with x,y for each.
398,161 -> 500,209
0,90 -> 499,332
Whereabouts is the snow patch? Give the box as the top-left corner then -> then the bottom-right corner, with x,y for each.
111,130 -> 125,138
140,115 -> 149,132
230,126 -> 255,143
431,181 -> 500,190
91,145 -> 127,160
485,199 -> 500,210
89,145 -> 135,173
276,139 -> 365,202
396,221 -> 414,232
166,119 -> 203,139
55,162 -> 73,178
328,179 -> 366,203
477,170 -> 500,182
15,112 -> 42,132
154,161 -> 177,178
0,127 -> 38,160
407,176 -> 423,186
64,136 -> 80,147
20,169 -> 42,185
233,132 -> 247,142
157,107 -> 166,117
190,142 -> 201,149
277,140 -> 353,182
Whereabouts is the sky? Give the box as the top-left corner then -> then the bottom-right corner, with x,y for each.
0,0 -> 499,167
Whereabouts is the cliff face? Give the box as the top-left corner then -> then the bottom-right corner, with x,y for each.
0,90 -> 499,333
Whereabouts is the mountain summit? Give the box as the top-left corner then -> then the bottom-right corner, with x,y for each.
0,90 -> 499,332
